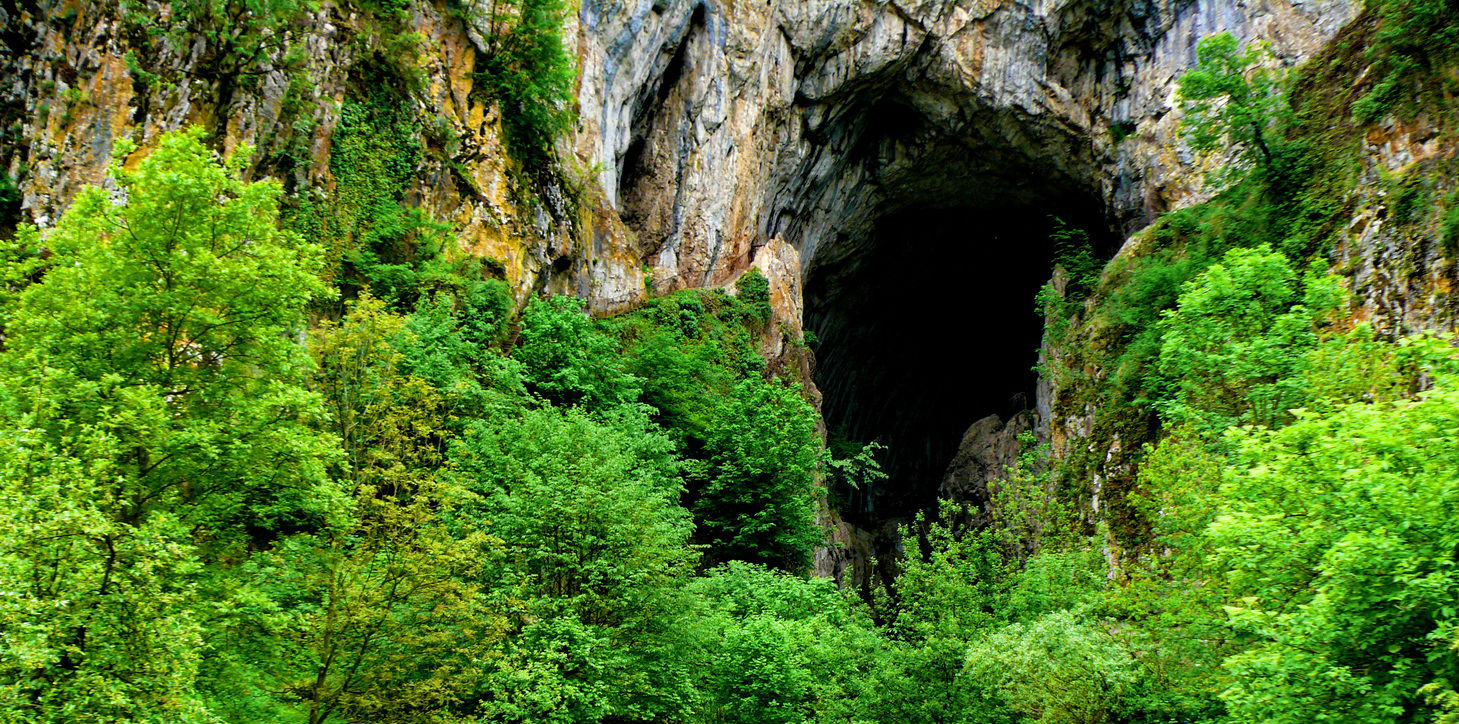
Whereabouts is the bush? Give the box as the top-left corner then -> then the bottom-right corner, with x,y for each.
449,405 -> 698,722
694,378 -> 822,572
735,267 -> 773,326
1177,32 -> 1287,180
515,295 -> 642,411
688,562 -> 884,724
1207,368 -> 1459,723
1154,245 -> 1340,431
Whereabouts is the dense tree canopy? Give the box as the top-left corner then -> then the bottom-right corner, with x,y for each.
8,6 -> 1459,720
0,127 -> 336,721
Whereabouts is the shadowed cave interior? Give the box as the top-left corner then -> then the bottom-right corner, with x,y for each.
806,200 -> 1115,528
606,43 -> 1125,530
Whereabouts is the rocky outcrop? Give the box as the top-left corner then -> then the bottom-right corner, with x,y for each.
1337,117 -> 1459,338
0,0 -> 643,307
4,0 -> 1360,304
939,409 -> 1036,528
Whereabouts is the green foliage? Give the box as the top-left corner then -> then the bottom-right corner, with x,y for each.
1037,221 -> 1101,348
1207,365 -> 1459,723
461,277 -> 516,348
988,432 -> 1077,556
823,440 -> 889,507
122,0 -> 313,88
1371,0 -> 1459,64
294,78 -> 452,305
0,172 -> 20,237
1109,120 -> 1138,145
0,127 -> 338,721
965,609 -> 1146,724
1052,220 -> 1101,296
1153,245 -> 1341,431
1351,60 -> 1408,125
603,289 -> 764,440
1355,0 -> 1459,123
449,405 -> 699,722
1020,20 -> 1459,724
1077,199 -> 1278,406
22,14 -> 1459,717
477,0 -> 578,165
0,224 -> 47,329
1442,193 -> 1459,257
867,503 -> 1154,724
1114,285 -> 1459,724
596,289 -> 825,576
515,295 -> 644,411
695,378 -> 822,573
689,562 -> 884,724
395,291 -> 528,420
889,509 -> 1006,643
0,129 -> 865,724
735,267 -> 773,327
294,72 -> 503,309
866,513 -> 1007,724
1178,33 -> 1288,181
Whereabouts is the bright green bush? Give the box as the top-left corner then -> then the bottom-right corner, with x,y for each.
735,267 -> 773,327
1154,245 -> 1340,431
964,610 -> 1145,724
695,378 -> 822,572
515,295 -> 643,411
1207,363 -> 1459,723
0,128 -> 337,722
1178,33 -> 1288,181
603,290 -> 762,440
688,562 -> 884,724
449,405 -> 698,722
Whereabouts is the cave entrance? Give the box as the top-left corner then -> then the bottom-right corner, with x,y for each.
805,186 -> 1114,528
603,22 -> 1124,528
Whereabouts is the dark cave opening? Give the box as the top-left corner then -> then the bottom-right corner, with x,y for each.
807,199 -> 1114,527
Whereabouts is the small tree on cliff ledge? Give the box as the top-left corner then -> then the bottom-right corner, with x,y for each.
1178,32 -> 1290,188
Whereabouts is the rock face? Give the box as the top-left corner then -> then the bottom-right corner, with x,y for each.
3,0 -> 1359,306
0,0 -> 644,308
1338,117 -> 1459,337
939,410 -> 1036,529
574,0 -> 1359,296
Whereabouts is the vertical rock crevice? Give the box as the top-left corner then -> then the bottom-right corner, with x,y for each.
617,2 -> 708,265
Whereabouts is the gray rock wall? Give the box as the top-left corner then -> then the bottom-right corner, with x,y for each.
572,0 -> 1359,299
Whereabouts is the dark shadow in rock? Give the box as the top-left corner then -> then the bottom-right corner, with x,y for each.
807,201 -> 1109,528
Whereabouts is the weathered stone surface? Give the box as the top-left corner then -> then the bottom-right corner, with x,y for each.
1,0 -> 614,306
5,0 -> 1360,309
939,409 -> 1036,528
573,0 -> 1360,300
1335,118 -> 1459,338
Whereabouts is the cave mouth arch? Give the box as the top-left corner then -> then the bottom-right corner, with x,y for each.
604,24 -> 1125,527
798,107 -> 1119,529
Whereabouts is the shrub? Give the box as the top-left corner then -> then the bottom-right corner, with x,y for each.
695,378 -> 821,572
735,267 -> 774,326
514,295 -> 643,411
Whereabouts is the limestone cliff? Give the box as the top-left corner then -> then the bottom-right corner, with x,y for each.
578,0 -> 1356,292
4,0 -> 1356,297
